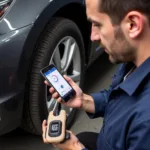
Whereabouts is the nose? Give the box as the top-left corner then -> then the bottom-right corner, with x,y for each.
90,25 -> 101,42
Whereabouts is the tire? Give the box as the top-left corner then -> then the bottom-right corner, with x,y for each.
22,18 -> 85,135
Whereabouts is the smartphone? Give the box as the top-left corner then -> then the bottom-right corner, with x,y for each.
40,64 -> 75,102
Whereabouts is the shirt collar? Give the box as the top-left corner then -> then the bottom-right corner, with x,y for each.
119,57 -> 150,96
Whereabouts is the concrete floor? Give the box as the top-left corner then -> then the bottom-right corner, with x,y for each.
0,53 -> 118,150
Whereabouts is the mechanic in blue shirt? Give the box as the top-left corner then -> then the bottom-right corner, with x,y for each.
42,0 -> 150,149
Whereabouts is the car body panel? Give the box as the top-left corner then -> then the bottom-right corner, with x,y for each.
0,0 -> 84,34
0,25 -> 33,135
0,25 -> 33,94
0,92 -> 23,135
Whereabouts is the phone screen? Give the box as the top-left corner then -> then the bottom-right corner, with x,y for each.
44,67 -> 73,97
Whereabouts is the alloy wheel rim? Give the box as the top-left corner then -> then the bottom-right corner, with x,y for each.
45,36 -> 81,116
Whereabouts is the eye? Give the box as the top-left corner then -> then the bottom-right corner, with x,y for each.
93,23 -> 101,28
93,23 -> 100,27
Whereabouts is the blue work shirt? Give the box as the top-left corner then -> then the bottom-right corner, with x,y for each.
88,57 -> 150,150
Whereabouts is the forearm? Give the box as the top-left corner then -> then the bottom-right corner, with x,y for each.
81,93 -> 95,114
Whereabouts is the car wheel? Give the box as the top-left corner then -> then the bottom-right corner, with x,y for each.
22,18 -> 85,135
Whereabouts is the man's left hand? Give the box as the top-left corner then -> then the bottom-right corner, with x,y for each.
42,120 -> 85,150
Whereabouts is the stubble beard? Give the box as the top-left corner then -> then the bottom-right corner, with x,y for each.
108,27 -> 136,64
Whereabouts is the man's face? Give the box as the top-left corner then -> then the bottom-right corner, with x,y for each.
86,0 -> 136,64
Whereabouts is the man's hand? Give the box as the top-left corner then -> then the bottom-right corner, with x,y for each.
44,75 -> 84,108
42,120 -> 85,150
45,75 -> 95,113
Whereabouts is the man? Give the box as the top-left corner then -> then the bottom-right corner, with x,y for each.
42,0 -> 150,149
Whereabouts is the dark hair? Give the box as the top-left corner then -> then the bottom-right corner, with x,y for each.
99,0 -> 150,25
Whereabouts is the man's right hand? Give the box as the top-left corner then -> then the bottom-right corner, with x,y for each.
44,75 -> 84,109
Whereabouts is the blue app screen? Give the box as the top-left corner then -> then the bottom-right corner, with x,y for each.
44,67 -> 72,97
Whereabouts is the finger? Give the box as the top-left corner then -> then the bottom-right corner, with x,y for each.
42,121 -> 48,144
57,97 -> 63,103
66,130 -> 72,134
63,75 -> 71,82
42,120 -> 47,132
43,134 -> 48,144
52,92 -> 59,99
49,87 -> 55,93
44,80 -> 50,86
63,75 -> 76,87
42,127 -> 48,143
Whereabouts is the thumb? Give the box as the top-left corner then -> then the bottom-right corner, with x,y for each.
66,130 -> 73,134
63,75 -> 76,87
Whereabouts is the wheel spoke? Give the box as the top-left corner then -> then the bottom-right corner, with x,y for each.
61,38 -> 75,72
53,47 -> 62,72
62,105 -> 72,116
69,70 -> 80,83
47,97 -> 53,109
47,97 -> 56,111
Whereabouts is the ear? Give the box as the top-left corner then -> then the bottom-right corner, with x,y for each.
124,11 -> 145,39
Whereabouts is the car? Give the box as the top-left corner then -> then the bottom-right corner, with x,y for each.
0,0 -> 103,135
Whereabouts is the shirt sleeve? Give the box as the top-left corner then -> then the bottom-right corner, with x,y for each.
86,88 -> 112,118
127,120 -> 150,150
86,63 -> 125,119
